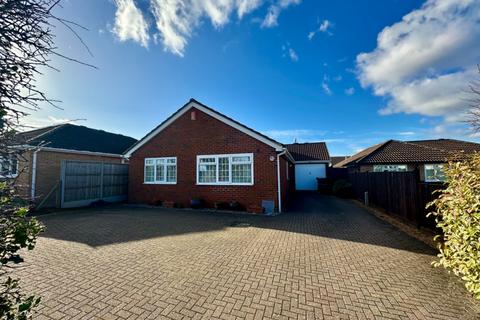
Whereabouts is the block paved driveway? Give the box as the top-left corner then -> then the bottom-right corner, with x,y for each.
16,193 -> 480,319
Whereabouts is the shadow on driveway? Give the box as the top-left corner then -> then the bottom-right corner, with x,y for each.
37,192 -> 435,255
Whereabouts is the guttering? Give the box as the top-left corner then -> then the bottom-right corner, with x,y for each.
36,147 -> 123,158
276,148 -> 288,213
31,149 -> 39,200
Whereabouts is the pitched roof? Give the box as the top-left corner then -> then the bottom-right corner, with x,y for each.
124,98 -> 286,156
334,139 -> 480,167
330,156 -> 350,166
16,124 -> 137,155
285,142 -> 330,162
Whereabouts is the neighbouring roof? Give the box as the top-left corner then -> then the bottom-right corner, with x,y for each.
16,124 -> 137,155
285,142 -> 330,162
334,139 -> 480,167
330,156 -> 350,166
124,98 -> 287,156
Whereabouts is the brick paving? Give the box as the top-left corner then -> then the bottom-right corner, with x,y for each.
14,193 -> 480,319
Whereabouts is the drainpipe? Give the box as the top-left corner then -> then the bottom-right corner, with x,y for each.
276,148 -> 287,213
31,149 -> 39,200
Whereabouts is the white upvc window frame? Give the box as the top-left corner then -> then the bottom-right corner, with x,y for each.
424,163 -> 446,182
144,157 -> 177,184
373,164 -> 408,172
0,156 -> 18,179
196,153 -> 254,186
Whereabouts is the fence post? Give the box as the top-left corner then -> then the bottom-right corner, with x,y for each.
100,162 -> 104,200
60,160 -> 66,208
364,191 -> 369,206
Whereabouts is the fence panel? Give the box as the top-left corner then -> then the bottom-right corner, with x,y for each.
61,160 -> 128,208
348,171 -> 443,229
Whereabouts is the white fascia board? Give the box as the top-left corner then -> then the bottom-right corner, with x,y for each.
40,147 -> 123,158
295,160 -> 330,164
124,101 -> 284,157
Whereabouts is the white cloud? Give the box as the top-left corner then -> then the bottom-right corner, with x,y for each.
322,81 -> 332,96
345,87 -> 355,95
21,116 -> 81,129
113,0 -> 298,56
261,0 -> 301,28
113,0 -> 150,47
308,19 -> 333,40
282,43 -> 298,62
263,129 -> 326,143
357,0 -> 480,119
288,48 -> 298,62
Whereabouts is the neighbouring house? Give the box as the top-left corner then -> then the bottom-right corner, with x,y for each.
330,156 -> 350,167
7,124 -> 137,208
285,142 -> 330,191
334,139 -> 480,182
124,99 -> 330,213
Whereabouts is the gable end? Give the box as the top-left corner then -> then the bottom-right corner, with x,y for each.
124,99 -> 284,156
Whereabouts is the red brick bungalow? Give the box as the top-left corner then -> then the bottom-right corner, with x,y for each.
125,99 -> 329,213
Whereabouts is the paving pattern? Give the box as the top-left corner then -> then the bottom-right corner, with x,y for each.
14,193 -> 480,319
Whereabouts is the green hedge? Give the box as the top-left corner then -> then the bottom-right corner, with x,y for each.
427,154 -> 480,299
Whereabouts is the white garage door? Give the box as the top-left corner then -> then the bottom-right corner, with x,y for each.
295,164 -> 326,191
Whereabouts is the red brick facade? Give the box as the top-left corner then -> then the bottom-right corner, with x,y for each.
128,107 -> 292,213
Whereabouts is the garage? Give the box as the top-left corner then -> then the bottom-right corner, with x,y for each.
295,163 -> 327,190
285,142 -> 331,191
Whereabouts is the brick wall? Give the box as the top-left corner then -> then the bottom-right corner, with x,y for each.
17,150 -> 122,207
128,107 -> 286,213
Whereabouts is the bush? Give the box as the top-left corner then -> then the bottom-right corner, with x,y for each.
0,182 -> 44,319
332,179 -> 352,198
427,154 -> 480,299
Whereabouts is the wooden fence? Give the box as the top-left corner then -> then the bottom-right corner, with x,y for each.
348,171 -> 444,229
60,160 -> 128,208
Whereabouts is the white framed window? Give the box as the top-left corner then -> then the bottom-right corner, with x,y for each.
424,164 -> 446,182
0,156 -> 18,178
373,164 -> 408,172
197,153 -> 253,185
144,157 -> 177,184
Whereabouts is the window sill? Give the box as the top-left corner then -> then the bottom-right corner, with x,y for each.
143,182 -> 177,185
196,183 -> 254,186
0,174 -> 18,179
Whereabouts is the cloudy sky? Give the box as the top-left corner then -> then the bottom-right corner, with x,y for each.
26,0 -> 480,155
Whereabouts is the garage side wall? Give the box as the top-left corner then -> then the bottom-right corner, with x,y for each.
128,107 -> 279,213
34,151 -> 123,207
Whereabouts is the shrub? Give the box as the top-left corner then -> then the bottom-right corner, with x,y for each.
332,179 -> 352,198
427,154 -> 480,299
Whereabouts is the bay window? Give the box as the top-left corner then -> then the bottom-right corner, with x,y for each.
144,157 -> 176,184
197,153 -> 253,185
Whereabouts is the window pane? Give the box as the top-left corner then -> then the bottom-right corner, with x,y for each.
218,157 -> 229,182
145,165 -> 154,182
10,158 -> 17,175
199,164 -> 217,183
167,158 -> 176,164
166,165 -> 176,182
232,163 -> 252,183
425,164 -> 445,181
145,159 -> 154,165
232,156 -> 250,163
200,158 -> 215,163
374,165 -> 407,172
156,163 -> 165,181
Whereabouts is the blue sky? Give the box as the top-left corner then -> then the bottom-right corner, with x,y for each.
26,0 -> 480,155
